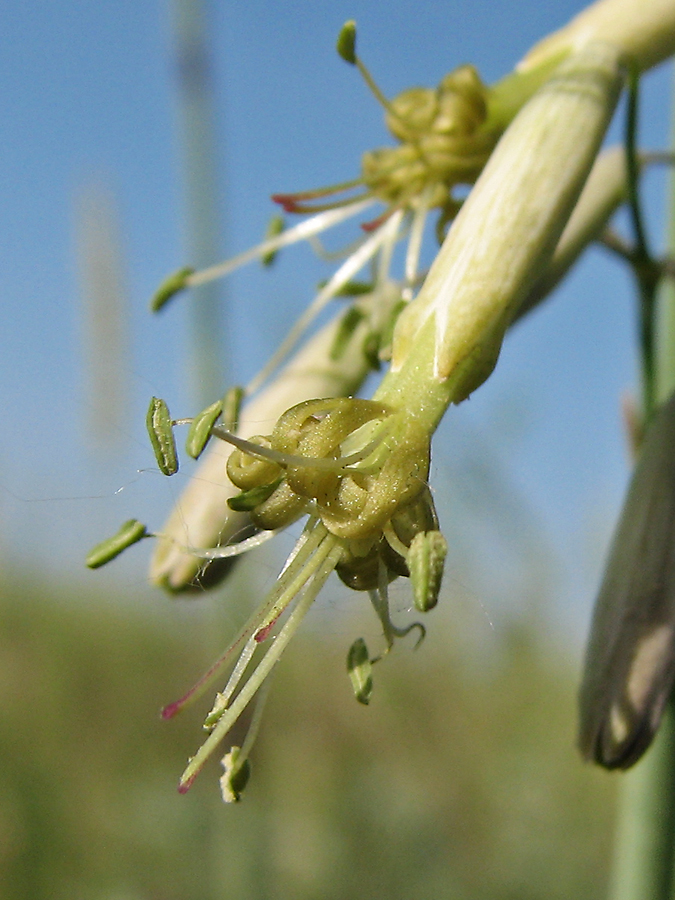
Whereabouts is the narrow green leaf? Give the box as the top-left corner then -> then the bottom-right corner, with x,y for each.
86,519 -> 148,569
146,396 -> 179,475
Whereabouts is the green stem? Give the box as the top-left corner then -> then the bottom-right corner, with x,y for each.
626,67 -> 662,415
606,65 -> 675,900
608,706 -> 675,899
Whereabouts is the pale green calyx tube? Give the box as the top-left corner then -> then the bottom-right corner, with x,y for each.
383,42 -> 623,416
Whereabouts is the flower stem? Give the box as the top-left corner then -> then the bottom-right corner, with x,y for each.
606,65 -> 675,900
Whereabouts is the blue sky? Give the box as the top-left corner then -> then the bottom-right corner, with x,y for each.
1,1 -> 673,641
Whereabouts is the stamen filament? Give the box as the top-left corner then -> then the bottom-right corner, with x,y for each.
271,176 -> 364,205
162,520 -> 328,719
353,56 -> 401,124
253,523 -> 338,642
275,192 -> 372,215
178,534 -> 344,792
369,576 -> 425,656
163,527 -> 279,561
210,422 -> 390,472
206,635 -> 258,725
246,214 -> 406,395
308,232 -> 369,263
403,188 -> 433,301
186,199 -> 376,288
382,522 -> 411,560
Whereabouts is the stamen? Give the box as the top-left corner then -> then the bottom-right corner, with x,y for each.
308,232 -> 368,263
403,187 -> 434,301
252,524 -> 339,642
271,176 -> 364,208
206,634 -> 258,726
336,21 -> 405,129
162,527 -> 280,561
382,522 -> 410,560
186,199 -> 376,289
162,520 -> 329,719
210,421 -> 390,473
368,564 -> 425,657
245,214 -> 407,395
273,190 -> 371,215
178,532 -> 344,792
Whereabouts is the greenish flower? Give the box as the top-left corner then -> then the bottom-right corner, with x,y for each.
87,0 -> 675,799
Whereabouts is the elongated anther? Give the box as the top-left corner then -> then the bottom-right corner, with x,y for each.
347,637 -> 373,704
336,20 -> 357,64
146,396 -> 179,475
186,399 -> 223,459
86,519 -> 148,569
150,266 -> 195,312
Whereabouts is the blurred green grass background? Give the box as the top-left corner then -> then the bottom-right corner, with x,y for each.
0,568 -> 617,900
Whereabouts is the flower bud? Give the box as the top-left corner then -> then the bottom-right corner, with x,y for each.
579,389 -> 675,768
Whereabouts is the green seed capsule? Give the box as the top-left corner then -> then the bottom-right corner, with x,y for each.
407,531 -> 447,612
146,396 -> 179,475
86,519 -> 148,569
186,399 -> 223,459
347,637 -> 373,705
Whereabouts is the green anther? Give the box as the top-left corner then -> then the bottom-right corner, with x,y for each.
362,331 -> 382,371
336,20 -> 357,65
332,280 -> 374,297
86,519 -> 148,569
223,385 -> 244,431
219,747 -> 251,803
186,399 -> 223,459
227,476 -> 284,512
330,306 -> 366,361
378,299 -> 407,360
347,637 -> 373,705
146,396 -> 179,475
407,531 -> 447,612
261,215 -> 285,266
150,266 -> 194,312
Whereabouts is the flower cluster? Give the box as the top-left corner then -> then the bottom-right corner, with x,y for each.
86,1 -> 675,801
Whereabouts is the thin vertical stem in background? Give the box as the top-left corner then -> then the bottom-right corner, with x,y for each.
171,0 -> 226,405
76,184 -> 131,452
607,65 -> 675,900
